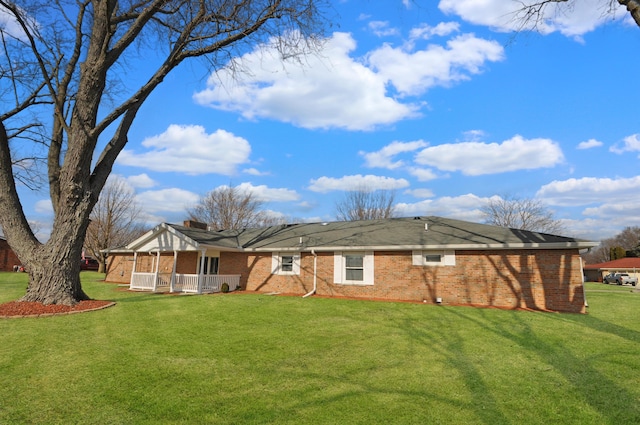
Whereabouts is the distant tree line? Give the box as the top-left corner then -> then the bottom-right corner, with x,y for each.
582,226 -> 640,264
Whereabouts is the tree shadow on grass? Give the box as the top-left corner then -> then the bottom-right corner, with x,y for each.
435,307 -> 640,423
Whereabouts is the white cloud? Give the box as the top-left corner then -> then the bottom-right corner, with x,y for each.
308,174 -> 410,193
194,32 -> 416,131
438,0 -> 621,37
404,188 -> 435,198
537,176 -> 640,206
232,182 -> 300,202
408,167 -> 439,182
395,193 -> 488,222
415,135 -> 564,175
610,134 -> 640,154
367,33 -> 504,96
0,8 -> 31,40
360,140 -> 428,169
118,125 -> 251,175
243,168 -> 269,176
409,22 -> 460,40
577,138 -> 603,150
34,199 -> 53,214
368,20 -> 400,37
126,173 -> 157,189
194,28 -> 504,130
135,188 -> 200,213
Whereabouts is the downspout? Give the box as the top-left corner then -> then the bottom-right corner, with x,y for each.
303,249 -> 317,298
580,256 -> 588,308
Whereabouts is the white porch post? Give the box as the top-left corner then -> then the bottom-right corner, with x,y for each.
170,251 -> 178,293
198,249 -> 206,294
152,251 -> 160,291
130,252 -> 138,288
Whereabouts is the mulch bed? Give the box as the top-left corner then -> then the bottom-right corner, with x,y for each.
0,300 -> 115,318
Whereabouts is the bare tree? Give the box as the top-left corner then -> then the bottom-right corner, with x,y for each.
582,226 -> 640,263
481,195 -> 565,234
513,0 -> 640,30
0,0 -> 328,305
335,188 -> 396,221
187,185 -> 280,230
84,177 -> 146,273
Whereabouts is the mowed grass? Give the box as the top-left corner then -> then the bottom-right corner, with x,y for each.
1,273 -> 639,424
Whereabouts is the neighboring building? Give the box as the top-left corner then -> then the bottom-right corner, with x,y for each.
0,236 -> 21,272
583,258 -> 640,283
104,216 -> 598,313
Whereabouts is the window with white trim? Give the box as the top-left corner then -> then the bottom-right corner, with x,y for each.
334,251 -> 374,285
412,250 -> 455,266
271,252 -> 300,275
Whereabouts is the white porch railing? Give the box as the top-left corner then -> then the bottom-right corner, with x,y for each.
201,274 -> 241,293
130,272 -> 156,290
130,272 -> 240,294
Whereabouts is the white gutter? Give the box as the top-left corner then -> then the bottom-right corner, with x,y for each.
303,249 -> 317,298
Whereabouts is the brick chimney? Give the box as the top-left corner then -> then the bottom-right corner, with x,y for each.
183,220 -> 208,230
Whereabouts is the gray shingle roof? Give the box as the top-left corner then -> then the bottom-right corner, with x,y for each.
168,216 -> 596,252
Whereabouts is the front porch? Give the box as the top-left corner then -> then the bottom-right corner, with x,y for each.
128,244 -> 241,294
130,272 -> 241,294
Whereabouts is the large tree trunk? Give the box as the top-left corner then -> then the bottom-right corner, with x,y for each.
18,195 -> 94,305
21,251 -> 90,305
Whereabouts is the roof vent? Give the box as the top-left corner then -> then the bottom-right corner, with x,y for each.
425,223 -> 428,231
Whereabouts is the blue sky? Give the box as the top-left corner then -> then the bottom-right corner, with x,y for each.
17,1 -> 640,242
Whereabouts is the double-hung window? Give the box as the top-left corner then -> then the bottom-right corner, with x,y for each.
334,251 -> 374,285
272,252 -> 300,275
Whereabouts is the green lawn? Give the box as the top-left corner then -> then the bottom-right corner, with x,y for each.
1,273 -> 639,424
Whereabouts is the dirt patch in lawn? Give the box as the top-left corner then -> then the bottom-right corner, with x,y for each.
0,300 -> 115,318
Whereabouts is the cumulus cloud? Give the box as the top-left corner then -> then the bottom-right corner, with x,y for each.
367,33 -> 504,96
610,134 -> 640,155
408,167 -> 439,182
194,32 -> 416,131
395,193 -> 489,222
118,125 -> 251,175
438,0 -> 621,37
415,135 -> 564,175
35,199 -> 53,214
135,188 -> 200,213
308,174 -> 410,193
577,139 -> 603,150
194,29 -> 503,130
243,168 -> 269,176
360,140 -> 428,169
231,182 -> 300,203
126,173 -> 157,189
368,20 -> 400,37
537,176 -> 640,206
409,22 -> 460,40
404,188 -> 435,198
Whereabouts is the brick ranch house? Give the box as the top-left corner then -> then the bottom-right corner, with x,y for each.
104,216 -> 598,313
0,236 -> 22,272
583,257 -> 640,283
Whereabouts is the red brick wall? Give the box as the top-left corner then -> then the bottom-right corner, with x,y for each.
106,248 -> 586,313
223,249 -> 586,313
0,239 -> 21,272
